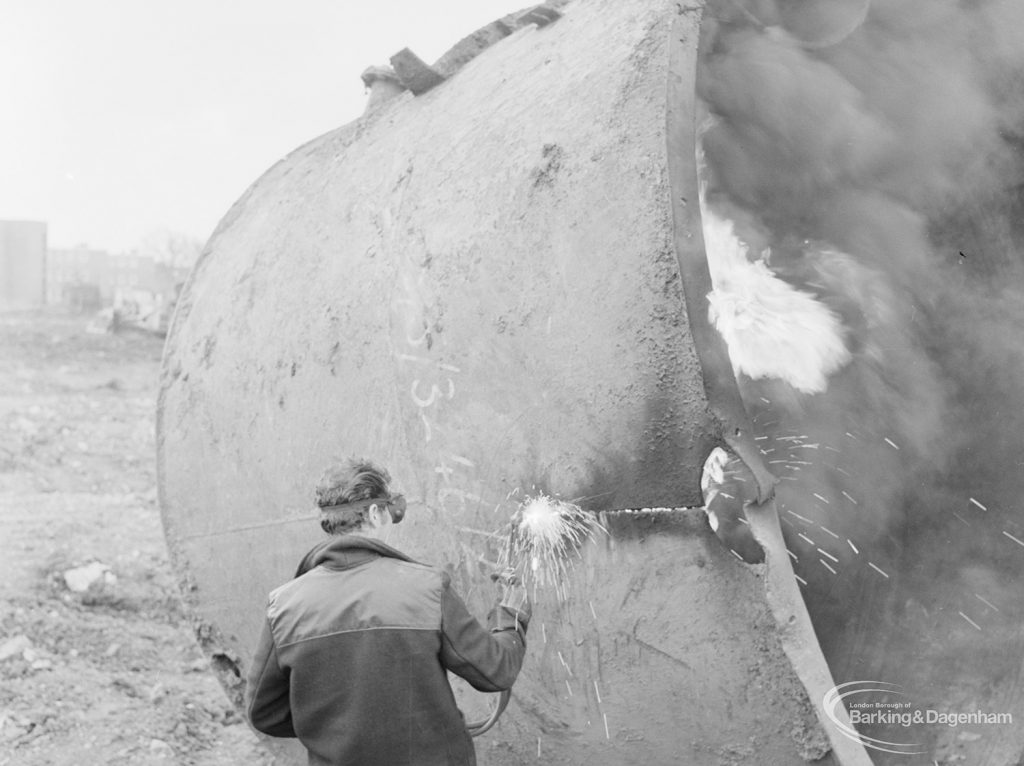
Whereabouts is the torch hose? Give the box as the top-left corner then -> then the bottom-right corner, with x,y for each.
465,514 -> 520,737
465,689 -> 511,737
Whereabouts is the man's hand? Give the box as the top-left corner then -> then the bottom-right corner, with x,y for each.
490,567 -> 532,622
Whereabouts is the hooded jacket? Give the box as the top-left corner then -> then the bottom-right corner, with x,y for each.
245,535 -> 528,766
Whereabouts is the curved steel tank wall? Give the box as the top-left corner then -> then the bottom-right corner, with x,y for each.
158,0 -> 835,763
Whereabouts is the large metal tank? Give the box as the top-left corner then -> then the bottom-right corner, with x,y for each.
158,0 -> 859,763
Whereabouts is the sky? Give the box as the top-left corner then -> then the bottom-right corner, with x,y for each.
0,0 -> 522,252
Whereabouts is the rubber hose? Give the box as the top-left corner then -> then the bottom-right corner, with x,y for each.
465,689 -> 511,737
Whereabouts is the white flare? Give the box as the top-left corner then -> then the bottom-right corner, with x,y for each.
701,206 -> 850,393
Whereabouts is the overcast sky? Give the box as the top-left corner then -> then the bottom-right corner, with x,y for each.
1,0 -> 521,252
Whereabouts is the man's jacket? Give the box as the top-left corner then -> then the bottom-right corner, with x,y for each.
245,535 -> 529,766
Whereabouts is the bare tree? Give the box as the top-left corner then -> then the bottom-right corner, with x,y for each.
138,229 -> 204,269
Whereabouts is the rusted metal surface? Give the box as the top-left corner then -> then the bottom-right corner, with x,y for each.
158,0 -> 844,762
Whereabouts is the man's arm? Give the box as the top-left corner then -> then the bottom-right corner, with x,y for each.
245,615 -> 296,738
438,573 -> 529,692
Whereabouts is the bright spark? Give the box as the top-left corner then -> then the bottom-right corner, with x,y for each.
819,526 -> 840,539
593,680 -> 602,703
841,491 -> 858,505
884,438 -> 900,450
557,650 -> 572,676
952,512 -> 970,526
970,497 -> 988,512
974,594 -> 1000,612
958,611 -> 982,631
820,559 -> 837,575
787,510 -> 813,523
868,562 -> 889,579
508,494 -> 604,593
786,548 -> 798,561
847,539 -> 859,554
818,548 -> 839,563
1002,530 -> 1024,549
813,493 -> 830,504
795,574 -> 808,586
798,533 -> 816,546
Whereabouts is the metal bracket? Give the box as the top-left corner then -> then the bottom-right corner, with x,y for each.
389,48 -> 447,95
516,4 -> 563,27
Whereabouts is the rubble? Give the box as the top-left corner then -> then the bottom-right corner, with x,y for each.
0,635 -> 32,662
148,737 -> 176,758
0,311 -> 273,764
62,562 -> 117,593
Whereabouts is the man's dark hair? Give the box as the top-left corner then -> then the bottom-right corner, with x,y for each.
316,459 -> 391,535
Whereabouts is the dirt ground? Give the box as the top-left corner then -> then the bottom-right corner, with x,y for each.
0,309 -> 274,766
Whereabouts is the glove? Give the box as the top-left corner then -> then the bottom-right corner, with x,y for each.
490,567 -> 532,623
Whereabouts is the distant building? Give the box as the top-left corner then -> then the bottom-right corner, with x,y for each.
0,220 -> 48,309
47,246 -> 191,318
47,246 -> 110,306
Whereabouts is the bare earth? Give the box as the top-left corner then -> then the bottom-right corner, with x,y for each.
0,310 -> 273,766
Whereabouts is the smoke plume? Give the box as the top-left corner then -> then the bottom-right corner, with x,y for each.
697,0 -> 1024,759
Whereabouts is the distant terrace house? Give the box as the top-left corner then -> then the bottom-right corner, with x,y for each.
46,246 -> 109,310
0,220 -> 48,310
47,247 -> 191,325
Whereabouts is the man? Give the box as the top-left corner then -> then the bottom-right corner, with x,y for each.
246,458 -> 530,766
